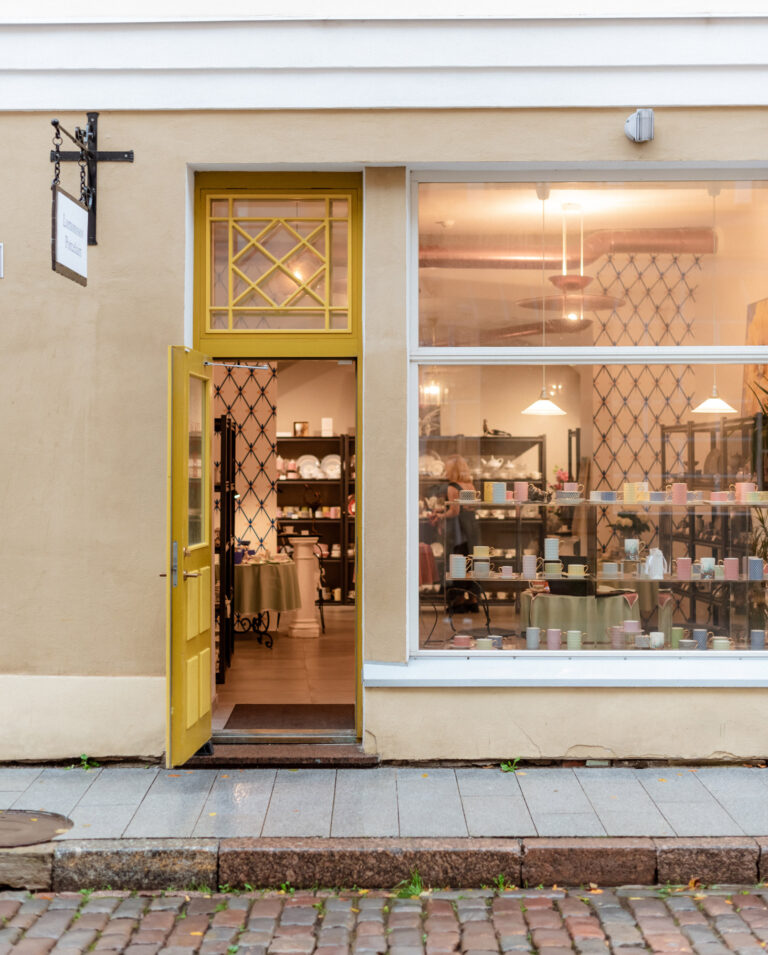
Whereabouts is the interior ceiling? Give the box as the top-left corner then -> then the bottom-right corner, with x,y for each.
417,182 -> 767,343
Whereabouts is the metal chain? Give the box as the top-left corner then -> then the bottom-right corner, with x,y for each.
51,123 -> 62,189
78,148 -> 88,206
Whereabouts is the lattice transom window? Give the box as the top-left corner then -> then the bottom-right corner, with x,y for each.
207,195 -> 350,332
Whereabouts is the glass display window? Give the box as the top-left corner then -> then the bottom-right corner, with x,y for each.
413,172 -> 768,656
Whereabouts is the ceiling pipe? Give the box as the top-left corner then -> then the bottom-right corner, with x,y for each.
419,227 -> 716,270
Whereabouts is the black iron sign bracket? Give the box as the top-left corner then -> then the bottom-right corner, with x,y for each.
50,112 -> 134,245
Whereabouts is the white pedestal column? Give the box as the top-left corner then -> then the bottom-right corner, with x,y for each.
287,536 -> 321,638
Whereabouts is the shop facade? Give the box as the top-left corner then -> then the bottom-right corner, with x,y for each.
3,6 -> 768,763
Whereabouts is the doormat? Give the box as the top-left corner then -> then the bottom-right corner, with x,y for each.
224,704 -> 355,731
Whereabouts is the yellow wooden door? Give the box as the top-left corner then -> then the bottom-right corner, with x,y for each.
167,346 -> 213,767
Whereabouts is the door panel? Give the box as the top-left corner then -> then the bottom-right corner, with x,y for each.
168,346 -> 213,766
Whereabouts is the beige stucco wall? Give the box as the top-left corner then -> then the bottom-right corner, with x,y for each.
364,687 -> 768,761
2,107 -> 768,757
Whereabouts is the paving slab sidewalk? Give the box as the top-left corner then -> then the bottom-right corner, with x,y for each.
4,885 -> 768,955
3,766 -> 768,840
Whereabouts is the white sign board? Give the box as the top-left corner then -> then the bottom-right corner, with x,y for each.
52,186 -> 88,286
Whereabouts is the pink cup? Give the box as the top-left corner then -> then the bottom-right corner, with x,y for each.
711,491 -> 729,502
514,482 -> 529,502
609,625 -> 625,649
623,620 -> 642,634
733,482 -> 757,503
667,482 -> 687,506
546,628 -> 561,650
723,557 -> 740,580
675,557 -> 692,579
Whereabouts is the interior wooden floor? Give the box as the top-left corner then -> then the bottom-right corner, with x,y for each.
212,606 -> 356,730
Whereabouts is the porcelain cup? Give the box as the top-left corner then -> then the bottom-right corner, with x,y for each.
521,554 -> 539,578
544,537 -> 560,559
514,481 -> 529,502
623,619 -> 642,634
526,626 -> 540,649
649,491 -> 667,503
602,561 -> 619,577
546,628 -> 561,650
748,556 -> 764,580
473,559 -> 491,578
567,563 -> 588,577
679,638 -> 698,650
624,538 -> 641,559
667,482 -> 688,506
475,637 -> 493,650
609,625 -> 625,649
602,490 -> 617,502
649,630 -> 665,649
564,482 -> 584,493
675,557 -> 692,579
500,565 -> 514,578
670,626 -> 687,649
710,491 -> 729,502
491,482 -> 507,503
459,489 -> 479,501
623,482 -> 637,504
635,633 -> 651,649
711,636 -> 733,651
544,560 -> 563,577
450,554 -> 467,579
589,490 -> 602,502
473,545 -> 490,558
692,628 -> 712,650
732,482 -> 757,503
751,629 -> 766,650
700,556 -> 716,577
723,557 -> 740,580
566,629 -> 583,650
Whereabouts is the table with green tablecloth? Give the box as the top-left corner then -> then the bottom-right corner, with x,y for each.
520,590 -> 641,644
234,560 -> 301,646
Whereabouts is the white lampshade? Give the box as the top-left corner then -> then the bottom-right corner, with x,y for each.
522,388 -> 566,416
692,384 -> 737,415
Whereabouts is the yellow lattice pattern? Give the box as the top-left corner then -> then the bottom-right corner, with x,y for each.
207,194 -> 351,333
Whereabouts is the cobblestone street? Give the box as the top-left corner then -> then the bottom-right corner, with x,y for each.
3,885 -> 768,955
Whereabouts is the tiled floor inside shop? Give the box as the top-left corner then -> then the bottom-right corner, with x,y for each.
212,606 -> 356,729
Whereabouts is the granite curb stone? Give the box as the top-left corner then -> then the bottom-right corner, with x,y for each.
522,838 -> 657,887
655,838 -> 759,886
219,838 -> 523,888
0,843 -> 53,891
51,839 -> 218,892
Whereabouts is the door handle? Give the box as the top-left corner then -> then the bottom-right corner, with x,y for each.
183,571 -> 200,579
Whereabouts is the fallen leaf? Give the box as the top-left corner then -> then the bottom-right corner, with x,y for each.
54,828 -> 68,834
30,818 -> 37,822
694,894 -> 706,900
688,878 -> 701,890
658,778 -> 667,782
552,884 -> 559,890
209,812 -> 217,817
725,900 -> 733,905
190,931 -> 203,936
168,774 -> 180,777
221,774 -> 229,778
422,773 -> 429,778
351,908 -> 360,913
358,889 -> 369,895
589,883 -> 599,890
517,771 -> 527,776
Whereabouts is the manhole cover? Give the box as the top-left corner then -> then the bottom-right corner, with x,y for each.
0,810 -> 73,847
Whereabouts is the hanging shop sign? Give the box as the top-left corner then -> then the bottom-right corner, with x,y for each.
52,186 -> 88,286
49,112 -> 134,284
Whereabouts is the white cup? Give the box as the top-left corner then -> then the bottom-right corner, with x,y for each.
649,631 -> 665,649
501,565 -> 514,578
522,554 -> 538,579
450,554 -> 467,579
526,626 -> 540,649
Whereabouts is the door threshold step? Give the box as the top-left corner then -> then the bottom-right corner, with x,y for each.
185,741 -> 379,768
212,729 -> 357,744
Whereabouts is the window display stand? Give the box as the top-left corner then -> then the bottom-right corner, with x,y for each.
661,414 -> 764,629
276,434 -> 355,607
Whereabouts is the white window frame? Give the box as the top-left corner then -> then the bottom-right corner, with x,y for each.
394,162 -> 768,688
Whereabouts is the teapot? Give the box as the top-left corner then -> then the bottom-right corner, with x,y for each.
644,547 -> 668,580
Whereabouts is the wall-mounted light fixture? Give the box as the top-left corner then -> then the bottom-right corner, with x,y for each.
624,108 -> 654,143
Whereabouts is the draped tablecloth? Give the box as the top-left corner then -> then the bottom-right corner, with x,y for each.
235,561 -> 301,614
520,590 -> 641,643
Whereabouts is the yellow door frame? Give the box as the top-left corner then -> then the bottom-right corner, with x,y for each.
191,171 -> 363,739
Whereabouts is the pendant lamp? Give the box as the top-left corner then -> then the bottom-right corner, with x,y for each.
692,186 -> 737,415
522,185 -> 566,416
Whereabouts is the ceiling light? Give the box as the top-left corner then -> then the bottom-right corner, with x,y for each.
692,383 -> 737,416
521,185 -> 566,416
522,387 -> 567,416
692,186 -> 736,416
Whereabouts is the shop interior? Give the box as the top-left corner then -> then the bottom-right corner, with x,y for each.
211,358 -> 357,736
417,180 -> 768,652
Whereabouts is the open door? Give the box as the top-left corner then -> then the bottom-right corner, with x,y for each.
166,346 -> 213,767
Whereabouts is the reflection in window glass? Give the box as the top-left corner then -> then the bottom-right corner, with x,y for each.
188,376 -> 205,545
417,364 -> 768,652
418,181 -> 768,349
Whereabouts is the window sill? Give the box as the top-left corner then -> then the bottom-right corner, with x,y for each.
363,652 -> 768,688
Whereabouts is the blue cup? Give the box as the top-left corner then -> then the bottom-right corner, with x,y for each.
748,557 -> 764,581
602,491 -> 617,502
751,629 -> 766,650
692,628 -> 709,650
